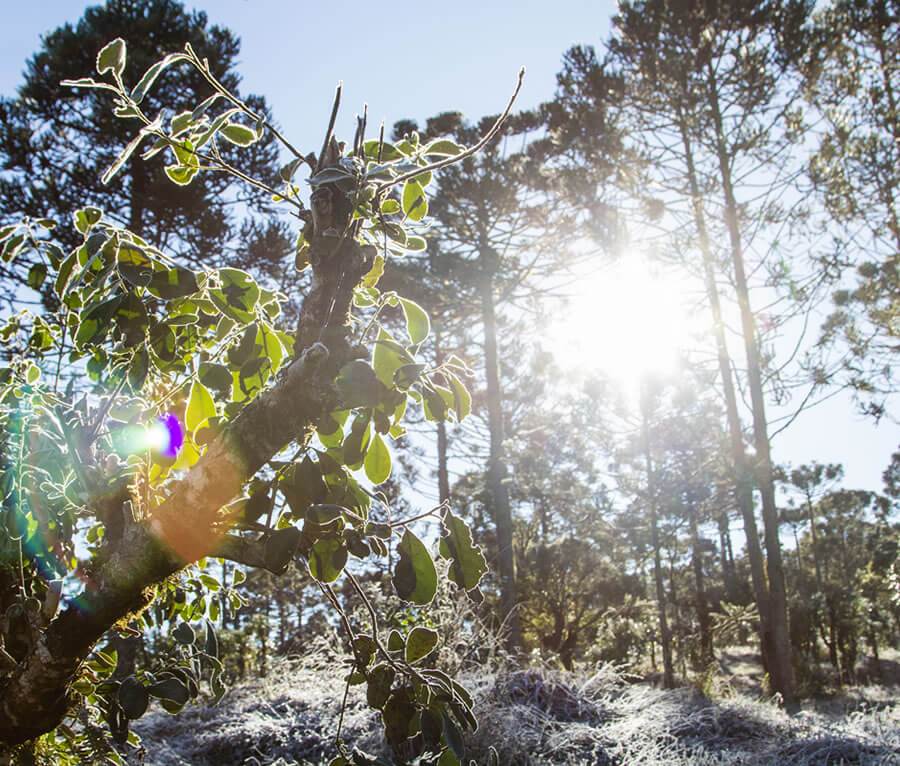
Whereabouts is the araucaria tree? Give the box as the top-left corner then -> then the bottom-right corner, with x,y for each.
0,0 -> 285,304
0,38 -> 519,763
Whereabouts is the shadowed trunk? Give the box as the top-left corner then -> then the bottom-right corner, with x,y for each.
479,243 -> 521,651
434,326 -> 451,505
688,499 -> 714,666
641,385 -> 675,689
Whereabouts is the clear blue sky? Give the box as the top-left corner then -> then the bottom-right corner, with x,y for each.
1,1 -> 896,492
1,0 -> 610,156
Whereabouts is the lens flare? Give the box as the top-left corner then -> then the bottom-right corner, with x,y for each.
152,413 -> 184,458
111,414 -> 185,458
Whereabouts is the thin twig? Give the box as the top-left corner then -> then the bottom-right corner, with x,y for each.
317,83 -> 343,171
184,43 -> 307,162
375,67 -> 525,195
390,500 -> 449,529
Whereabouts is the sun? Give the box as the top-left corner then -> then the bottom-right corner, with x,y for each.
542,251 -> 705,390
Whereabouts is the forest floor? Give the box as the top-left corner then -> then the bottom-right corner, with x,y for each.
129,647 -> 900,765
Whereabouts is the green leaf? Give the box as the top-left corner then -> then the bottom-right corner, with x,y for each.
394,363 -> 427,390
102,130 -> 145,185
364,433 -> 392,485
447,373 -> 472,421
366,663 -> 395,709
363,139 -> 406,160
148,264 -> 199,300
73,207 -> 102,234
165,164 -> 199,186
96,38 -> 126,79
335,360 -> 382,409
373,329 -> 414,388
219,123 -> 258,147
118,677 -> 149,719
185,380 -> 216,435
264,527 -> 301,573
1,233 -> 25,264
128,346 -> 150,391
405,235 -> 427,252
209,267 -> 259,321
393,529 -> 437,605
439,509 -> 487,591
424,139 -> 464,157
308,537 -> 348,583
399,298 -> 430,344
405,626 -> 438,663
27,263 -> 47,291
401,180 -> 428,221
205,620 -> 219,659
199,362 -> 232,398
442,712 -> 465,760
117,244 -> 153,288
387,629 -> 404,652
383,688 -> 417,746
343,411 -> 372,466
172,622 -> 195,645
131,53 -> 188,103
148,677 -> 190,706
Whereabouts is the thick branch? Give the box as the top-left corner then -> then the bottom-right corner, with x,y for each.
0,227 -> 370,748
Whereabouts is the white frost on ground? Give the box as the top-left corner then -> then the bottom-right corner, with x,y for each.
129,657 -> 900,765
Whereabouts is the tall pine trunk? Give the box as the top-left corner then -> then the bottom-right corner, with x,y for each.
707,73 -> 795,704
688,499 -> 714,666
434,327 -> 452,505
641,385 -> 675,688
677,118 -> 776,675
479,247 -> 521,650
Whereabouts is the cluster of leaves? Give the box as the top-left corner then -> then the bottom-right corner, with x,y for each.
0,36 -> 505,765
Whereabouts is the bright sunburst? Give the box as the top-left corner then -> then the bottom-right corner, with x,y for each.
543,251 -> 705,390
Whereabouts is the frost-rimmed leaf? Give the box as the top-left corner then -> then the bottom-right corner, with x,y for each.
364,433 -> 391,484
402,180 -> 428,221
219,123 -> 258,147
399,298 -> 430,344
131,53 -> 188,103
102,115 -> 162,184
96,38 -> 127,79
439,509 -> 487,591
424,138 -> 464,157
393,529 -> 437,605
405,626 -> 438,663
308,537 -> 348,583
447,373 -> 472,421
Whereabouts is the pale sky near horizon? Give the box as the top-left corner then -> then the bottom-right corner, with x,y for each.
1,1 -> 897,494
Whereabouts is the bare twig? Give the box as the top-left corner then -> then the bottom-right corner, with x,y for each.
375,67 -> 526,195
317,82 -> 343,171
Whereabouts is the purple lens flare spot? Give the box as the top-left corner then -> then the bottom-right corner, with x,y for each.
159,413 -> 184,458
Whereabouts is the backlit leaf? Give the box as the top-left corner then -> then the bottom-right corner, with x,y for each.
393,529 -> 437,605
